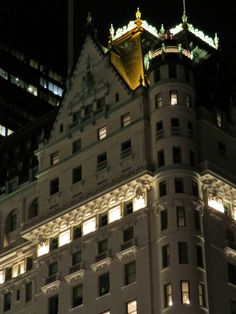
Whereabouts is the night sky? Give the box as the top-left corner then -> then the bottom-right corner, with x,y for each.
0,0 -> 235,78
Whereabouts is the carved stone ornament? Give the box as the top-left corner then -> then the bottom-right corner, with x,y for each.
65,269 -> 85,285
41,280 -> 61,296
91,257 -> 112,273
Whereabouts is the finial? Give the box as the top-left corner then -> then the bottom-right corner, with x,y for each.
214,33 -> 219,49
136,7 -> 141,20
109,24 -> 115,39
87,12 -> 92,24
182,0 -> 188,23
160,24 -> 165,34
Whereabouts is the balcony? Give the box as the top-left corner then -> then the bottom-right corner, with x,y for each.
65,262 -> 85,284
41,273 -> 61,296
116,238 -> 138,261
91,250 -> 112,272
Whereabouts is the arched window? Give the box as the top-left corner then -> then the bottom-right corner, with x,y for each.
28,198 -> 38,220
6,209 -> 17,233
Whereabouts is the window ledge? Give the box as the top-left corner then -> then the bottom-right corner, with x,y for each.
65,269 -> 85,284
91,257 -> 112,272
41,279 -> 61,296
69,304 -> 84,312
116,244 -> 137,261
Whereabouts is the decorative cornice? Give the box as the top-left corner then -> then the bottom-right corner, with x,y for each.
41,279 -> 61,296
91,257 -> 112,272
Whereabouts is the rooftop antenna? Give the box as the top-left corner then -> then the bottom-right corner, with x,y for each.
182,0 -> 188,23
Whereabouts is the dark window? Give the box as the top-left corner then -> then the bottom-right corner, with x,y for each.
50,177 -> 59,195
175,178 -> 184,193
189,150 -> 195,166
196,245 -> 203,268
218,141 -> 226,156
16,289 -> 20,301
171,118 -> 179,127
48,295 -> 58,314
198,283 -> 206,307
99,212 -> 108,227
161,208 -> 168,231
159,181 -> 167,197
97,152 -> 107,171
156,121 -> 164,139
3,292 -> 11,312
97,97 -> 105,111
26,256 -> 33,271
154,67 -> 160,82
123,227 -> 134,242
177,206 -> 186,227
124,200 -> 133,215
155,93 -> 163,108
72,284 -> 83,307
194,210 -> 201,231
162,244 -> 170,268
72,250 -> 82,266
98,239 -> 108,254
59,124 -> 63,133
25,282 -> 32,302
164,283 -> 172,307
72,166 -> 82,184
72,139 -> 81,154
157,149 -> 165,167
173,147 -> 182,163
28,198 -> 38,219
73,225 -> 82,240
226,229 -> 234,243
5,267 -> 12,281
121,140 -> 132,158
49,261 -> 58,277
178,242 -> 188,264
169,65 -> 176,78
84,103 -> 93,116
50,237 -> 58,251
115,93 -> 119,102
231,300 -> 236,314
192,181 -> 199,196
186,94 -> 191,107
125,261 -> 136,285
188,120 -> 193,130
7,211 -> 17,233
228,263 -> 236,285
99,272 -> 110,296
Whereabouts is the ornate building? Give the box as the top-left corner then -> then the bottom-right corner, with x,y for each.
0,8 -> 236,314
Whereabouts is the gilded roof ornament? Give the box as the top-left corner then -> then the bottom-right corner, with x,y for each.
109,24 -> 115,39
87,12 -> 92,24
182,0 -> 188,23
136,7 -> 141,20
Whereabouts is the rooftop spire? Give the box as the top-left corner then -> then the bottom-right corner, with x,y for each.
182,0 -> 188,23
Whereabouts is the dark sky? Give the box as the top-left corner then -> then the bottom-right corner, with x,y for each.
0,0 -> 235,76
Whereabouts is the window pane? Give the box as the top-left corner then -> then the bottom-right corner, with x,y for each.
181,281 -> 190,304
164,283 -> 173,307
177,207 -> 186,227
127,300 -> 137,314
99,272 -> 109,296
178,242 -> 188,264
125,261 -> 136,285
170,90 -> 178,105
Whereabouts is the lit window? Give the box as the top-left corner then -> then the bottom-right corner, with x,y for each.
12,261 -> 25,278
0,124 -> 6,136
59,229 -> 71,247
198,283 -> 206,307
0,270 -> 4,284
98,126 -> 107,140
37,241 -> 49,257
108,205 -> 121,223
0,67 -> 8,80
101,311 -> 110,314
121,113 -> 131,127
48,82 -> 63,96
50,151 -> 59,166
155,93 -> 163,108
170,90 -> 178,105
164,283 -> 173,307
83,217 -> 96,235
181,280 -> 190,304
133,195 -> 146,211
216,113 -> 222,128
127,300 -> 137,314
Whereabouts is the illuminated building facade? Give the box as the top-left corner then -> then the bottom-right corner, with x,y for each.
1,8 -> 236,314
